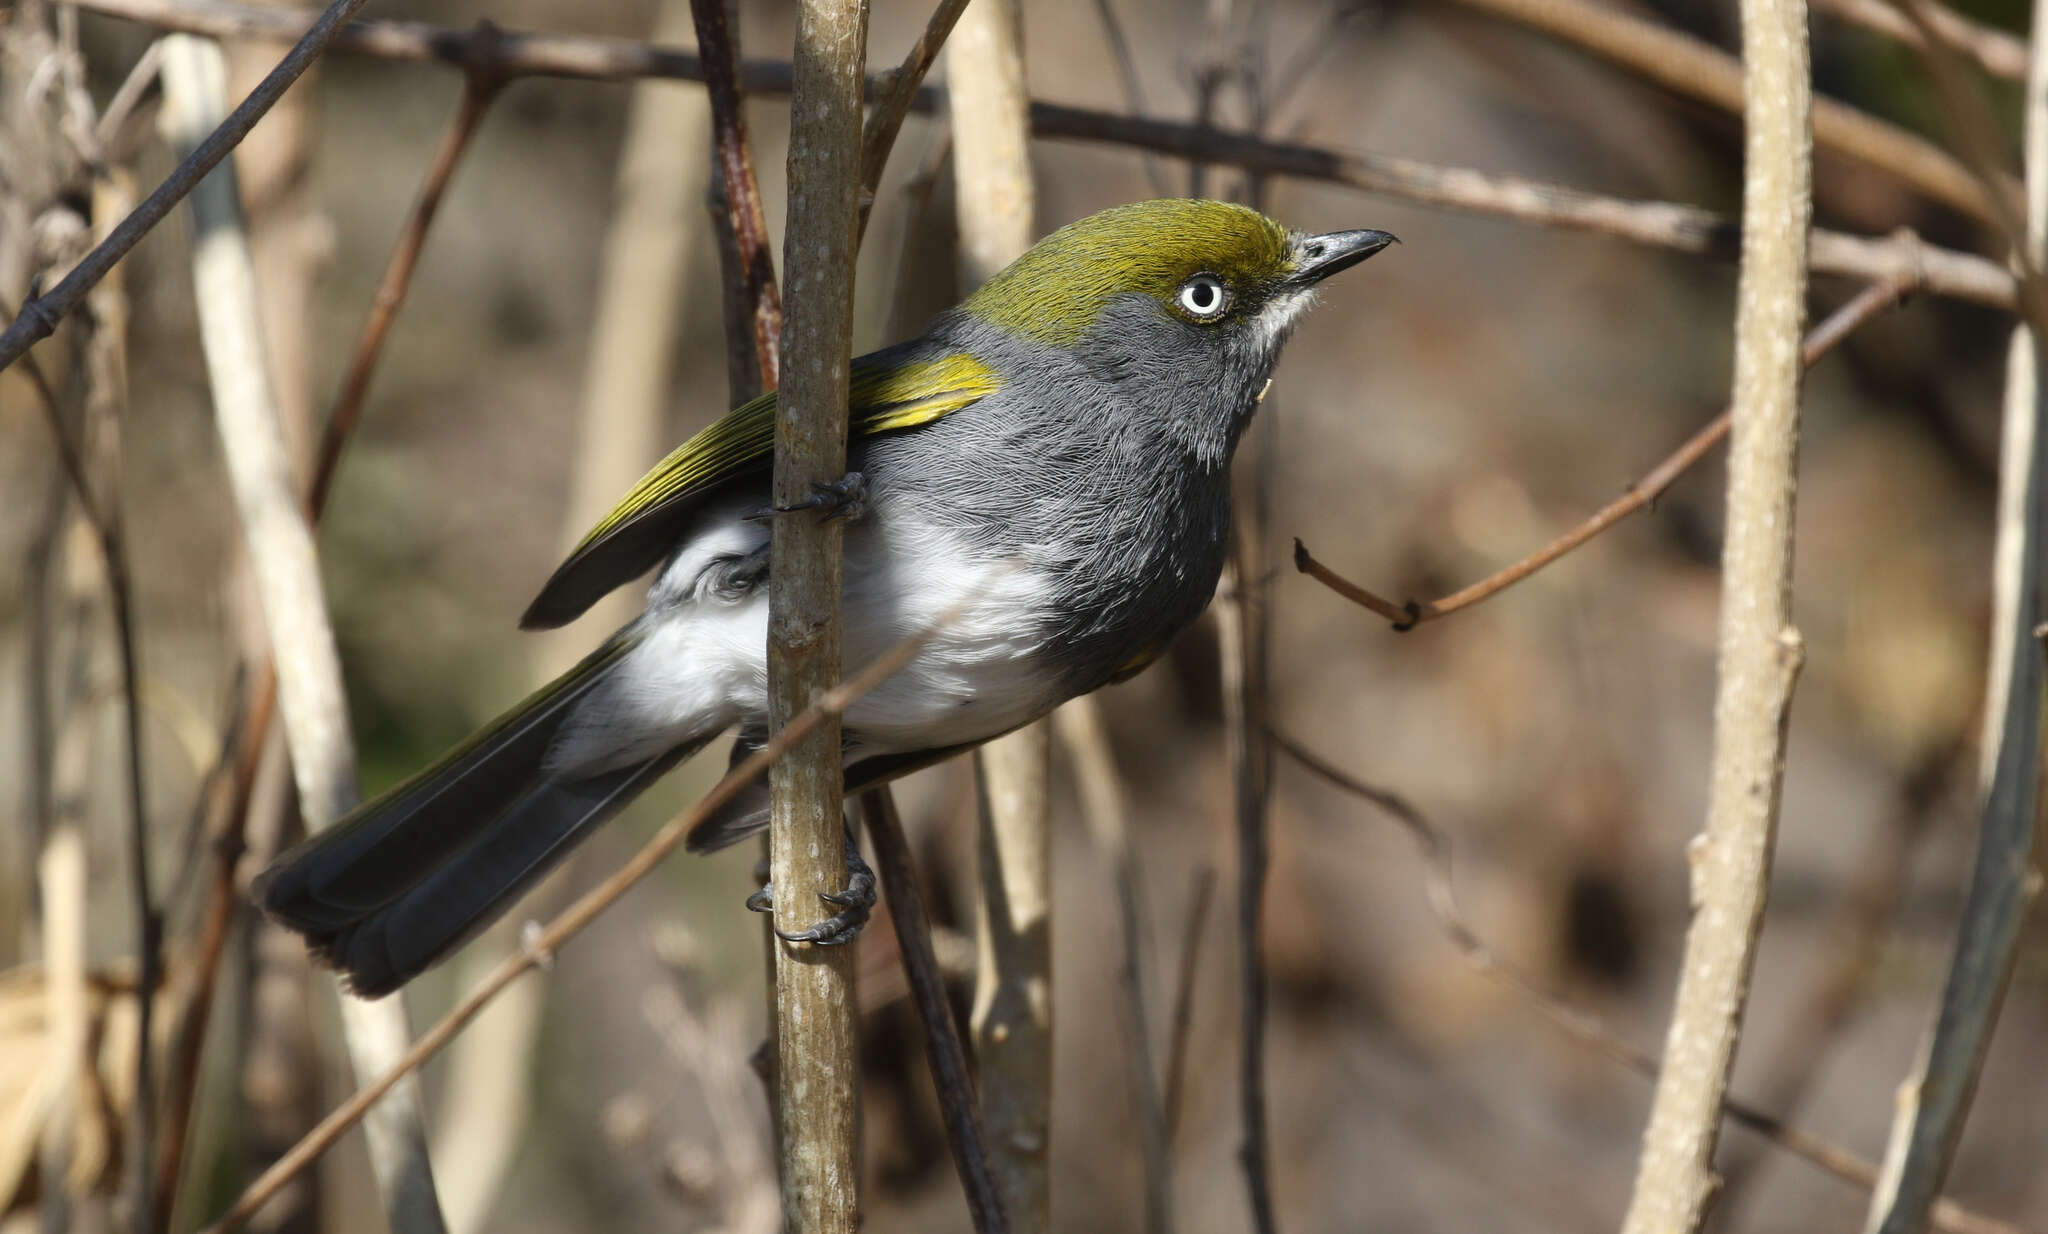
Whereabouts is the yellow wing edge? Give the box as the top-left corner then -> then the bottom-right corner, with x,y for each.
571,351 -> 1001,554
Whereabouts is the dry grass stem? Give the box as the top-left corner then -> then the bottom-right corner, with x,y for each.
159,33 -> 448,1234
1618,0 -> 1813,1217
1296,276 -> 1914,629
65,0 -> 2018,311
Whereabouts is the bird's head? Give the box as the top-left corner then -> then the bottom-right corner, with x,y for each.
960,199 -> 1394,463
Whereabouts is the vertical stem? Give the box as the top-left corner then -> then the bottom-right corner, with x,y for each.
949,1 -> 1048,1226
1617,0 -> 1812,1222
769,0 -> 869,1228
160,35 -> 449,1234
1861,3 -> 2048,1229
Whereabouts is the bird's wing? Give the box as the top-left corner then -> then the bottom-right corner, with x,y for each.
520,349 -> 1000,629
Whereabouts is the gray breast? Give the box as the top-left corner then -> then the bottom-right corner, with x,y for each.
857,309 -> 1260,697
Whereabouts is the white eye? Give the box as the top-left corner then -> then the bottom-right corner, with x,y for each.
1176,274 -> 1229,319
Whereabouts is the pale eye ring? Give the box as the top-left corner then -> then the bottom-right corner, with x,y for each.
1176,273 -> 1229,319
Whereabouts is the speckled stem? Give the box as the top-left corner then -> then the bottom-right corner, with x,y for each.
1618,0 -> 1812,1224
767,0 -> 868,1228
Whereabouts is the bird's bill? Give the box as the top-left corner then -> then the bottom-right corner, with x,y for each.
1290,229 -> 1398,286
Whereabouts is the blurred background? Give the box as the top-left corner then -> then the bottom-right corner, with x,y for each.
1,0 -> 2041,1230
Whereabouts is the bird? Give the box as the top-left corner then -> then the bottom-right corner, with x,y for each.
253,198 -> 1395,997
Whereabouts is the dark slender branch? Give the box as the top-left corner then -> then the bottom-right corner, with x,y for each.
1296,275 -> 1919,628
0,0 -> 374,373
311,27 -> 505,517
1266,732 -> 2040,1234
66,0 -> 2019,310
860,789 -> 1009,1234
689,0 -> 781,394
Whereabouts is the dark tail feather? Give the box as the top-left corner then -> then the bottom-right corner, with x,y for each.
253,636 -> 692,997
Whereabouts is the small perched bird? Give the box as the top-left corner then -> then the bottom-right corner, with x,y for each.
255,198 -> 1394,996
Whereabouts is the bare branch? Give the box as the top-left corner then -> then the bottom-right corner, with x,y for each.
766,0 -> 870,1228
311,28 -> 503,517
1619,0 -> 1813,1218
1296,276 -> 1915,629
65,0 -> 2019,310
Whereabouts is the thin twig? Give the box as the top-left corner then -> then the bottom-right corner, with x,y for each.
1436,0 -> 2013,224
1295,275 -> 1917,629
198,595 -> 965,1234
1619,0 -> 1813,1216
1162,864 -> 1215,1142
310,28 -> 504,516
856,0 -> 971,236
860,788 -> 1009,1234
1266,734 -> 2037,1234
66,0 -> 2021,310
0,0 -> 372,372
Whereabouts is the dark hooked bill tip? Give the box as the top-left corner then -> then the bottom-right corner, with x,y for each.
1293,229 -> 1398,285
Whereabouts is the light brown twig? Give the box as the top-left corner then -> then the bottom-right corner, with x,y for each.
1620,0 -> 1813,1217
1436,0 -> 2014,224
311,28 -> 504,516
1296,276 -> 1917,629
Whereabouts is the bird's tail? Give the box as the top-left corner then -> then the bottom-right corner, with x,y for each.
253,636 -> 699,998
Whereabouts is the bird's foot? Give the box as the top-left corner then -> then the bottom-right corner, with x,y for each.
744,471 -> 869,524
744,829 -> 875,946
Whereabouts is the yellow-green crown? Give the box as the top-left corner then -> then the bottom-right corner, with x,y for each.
962,199 -> 1295,347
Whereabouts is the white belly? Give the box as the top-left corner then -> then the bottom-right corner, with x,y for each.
545,501 -> 1053,774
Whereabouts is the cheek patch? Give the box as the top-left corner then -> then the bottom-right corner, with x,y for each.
1250,288 -> 1319,355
